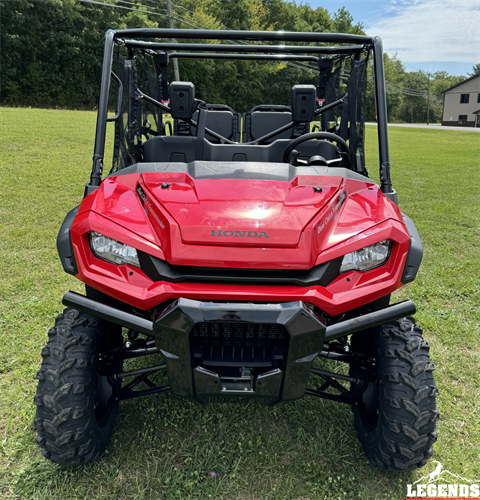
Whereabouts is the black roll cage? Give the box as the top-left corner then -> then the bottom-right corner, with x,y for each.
89,29 -> 393,199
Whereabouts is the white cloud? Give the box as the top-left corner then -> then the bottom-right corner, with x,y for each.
366,0 -> 480,63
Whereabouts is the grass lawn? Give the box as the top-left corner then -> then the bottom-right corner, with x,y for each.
0,107 -> 479,499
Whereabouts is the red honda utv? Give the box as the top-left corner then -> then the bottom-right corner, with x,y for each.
34,28 -> 438,470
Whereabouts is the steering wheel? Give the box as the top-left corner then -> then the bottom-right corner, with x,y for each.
282,131 -> 350,167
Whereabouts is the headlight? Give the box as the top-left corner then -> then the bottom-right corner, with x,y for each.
89,232 -> 140,267
340,240 -> 392,273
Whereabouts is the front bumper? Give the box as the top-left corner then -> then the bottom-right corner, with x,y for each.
154,299 -> 325,404
62,292 -> 416,404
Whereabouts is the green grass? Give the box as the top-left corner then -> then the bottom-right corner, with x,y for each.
1,107 -> 479,499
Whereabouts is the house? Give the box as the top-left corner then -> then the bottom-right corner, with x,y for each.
442,74 -> 480,127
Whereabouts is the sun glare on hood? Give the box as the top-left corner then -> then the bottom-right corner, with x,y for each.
242,208 -> 274,219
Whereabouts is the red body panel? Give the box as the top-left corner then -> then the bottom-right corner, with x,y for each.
71,171 -> 409,316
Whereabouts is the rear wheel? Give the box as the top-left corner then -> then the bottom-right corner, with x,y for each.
350,318 -> 439,471
34,308 -> 123,466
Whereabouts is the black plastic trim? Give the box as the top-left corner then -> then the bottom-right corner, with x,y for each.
57,206 -> 79,276
401,213 -> 423,284
84,182 -> 99,197
383,188 -> 397,205
137,252 -> 343,287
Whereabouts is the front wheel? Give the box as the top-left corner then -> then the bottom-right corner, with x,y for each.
350,318 -> 439,471
34,308 -> 123,466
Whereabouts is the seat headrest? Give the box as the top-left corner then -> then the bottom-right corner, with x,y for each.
170,82 -> 195,120
250,112 -> 293,142
291,85 -> 316,122
190,110 -> 234,141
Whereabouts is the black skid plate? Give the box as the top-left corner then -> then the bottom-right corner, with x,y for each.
153,299 -> 326,404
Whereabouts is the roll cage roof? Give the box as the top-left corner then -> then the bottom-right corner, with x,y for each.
90,29 -> 393,199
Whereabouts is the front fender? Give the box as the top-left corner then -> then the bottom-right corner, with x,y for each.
401,213 -> 423,284
57,206 -> 79,276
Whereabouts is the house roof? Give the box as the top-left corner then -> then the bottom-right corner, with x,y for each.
442,73 -> 480,94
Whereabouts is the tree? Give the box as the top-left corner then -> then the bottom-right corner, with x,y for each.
0,0 -> 394,114
468,63 -> 480,77
0,0 -> 164,107
364,53 -> 405,122
331,6 -> 364,35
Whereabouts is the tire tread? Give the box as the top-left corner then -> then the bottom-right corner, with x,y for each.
351,318 -> 439,471
34,308 -> 121,466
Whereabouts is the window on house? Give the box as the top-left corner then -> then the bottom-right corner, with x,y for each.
458,115 -> 468,124
460,94 -> 470,103
477,93 -> 480,103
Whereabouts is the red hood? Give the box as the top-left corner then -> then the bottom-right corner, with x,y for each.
141,172 -> 343,248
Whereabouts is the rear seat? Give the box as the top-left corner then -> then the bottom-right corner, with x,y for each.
242,105 -> 309,143
174,104 -> 241,143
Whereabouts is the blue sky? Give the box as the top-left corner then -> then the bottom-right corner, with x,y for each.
307,0 -> 480,76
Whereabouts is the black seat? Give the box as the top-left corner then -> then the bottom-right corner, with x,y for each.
250,112 -> 293,142
174,104 -> 241,143
242,105 -> 309,143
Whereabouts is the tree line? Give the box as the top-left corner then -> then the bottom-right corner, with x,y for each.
0,0 -> 472,122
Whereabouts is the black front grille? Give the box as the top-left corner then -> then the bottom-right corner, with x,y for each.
190,322 -> 289,368
138,251 -> 343,287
